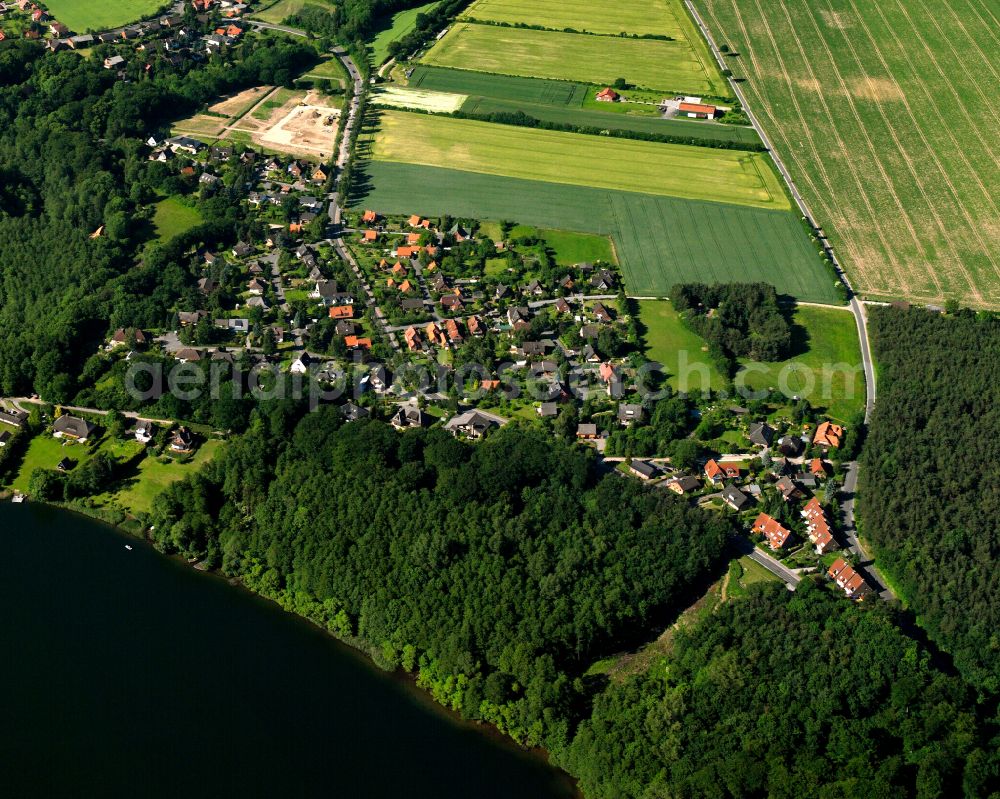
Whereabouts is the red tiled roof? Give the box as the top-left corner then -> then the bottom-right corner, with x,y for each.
814,421 -> 844,448
753,513 -> 791,549
679,101 -> 716,115
328,305 -> 354,319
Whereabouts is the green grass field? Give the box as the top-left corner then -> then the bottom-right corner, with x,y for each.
423,23 -> 721,95
151,197 -> 202,242
42,0 -> 161,32
369,1 -> 439,65
481,223 -> 615,264
94,440 -> 224,515
696,0 -> 1000,308
304,57 -> 348,83
639,300 -> 727,391
465,0 -> 685,36
353,161 -> 839,302
738,305 -> 865,421
7,433 -> 144,494
407,65 -> 757,143
408,66 -> 589,105
638,301 -> 863,414
539,229 -> 615,265
609,191 -> 837,299
368,110 -> 788,209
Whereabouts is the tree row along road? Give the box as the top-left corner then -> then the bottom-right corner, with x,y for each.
685,1 -> 890,598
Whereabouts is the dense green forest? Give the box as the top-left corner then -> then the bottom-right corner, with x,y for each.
560,581 -> 998,798
289,0 -> 470,61
0,35 -> 315,400
148,412 -> 733,745
862,308 -> 1000,695
671,283 -> 792,374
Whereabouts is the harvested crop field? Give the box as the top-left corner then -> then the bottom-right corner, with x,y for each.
208,86 -> 274,118
173,86 -> 275,139
366,110 -> 788,209
696,0 -> 1000,307
423,23 -> 720,95
372,86 -> 467,113
352,161 -> 840,303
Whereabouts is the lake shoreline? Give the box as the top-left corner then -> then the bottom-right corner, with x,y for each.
6,495 -> 581,798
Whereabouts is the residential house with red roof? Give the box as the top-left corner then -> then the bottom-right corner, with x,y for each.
679,101 -> 716,118
827,557 -> 872,599
705,459 -> 741,484
753,513 -> 792,550
802,497 -> 836,554
404,327 -> 420,351
813,421 -> 844,448
329,305 -> 354,320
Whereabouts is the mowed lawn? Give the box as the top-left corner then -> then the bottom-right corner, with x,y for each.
638,301 -> 864,414
43,0 -> 161,31
738,305 -> 865,421
369,110 -> 789,209
8,433 -> 144,494
353,161 -> 839,302
465,0 -> 685,37
540,229 -> 615,265
480,223 -> 616,265
95,440 -> 224,516
423,23 -> 719,95
151,197 -> 202,242
368,1 -> 439,65
639,300 -> 727,392
696,0 -> 1000,308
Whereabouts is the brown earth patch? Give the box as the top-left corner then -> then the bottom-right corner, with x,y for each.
847,76 -> 905,102
208,85 -> 274,117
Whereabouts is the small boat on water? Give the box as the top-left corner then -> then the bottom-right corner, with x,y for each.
11,492 -> 25,504
125,545 -> 133,551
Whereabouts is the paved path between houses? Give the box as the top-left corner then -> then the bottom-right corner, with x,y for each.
313,39 -> 400,352
729,535 -> 801,590
5,398 -> 174,426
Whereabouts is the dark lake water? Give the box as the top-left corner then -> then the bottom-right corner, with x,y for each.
0,504 -> 575,798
